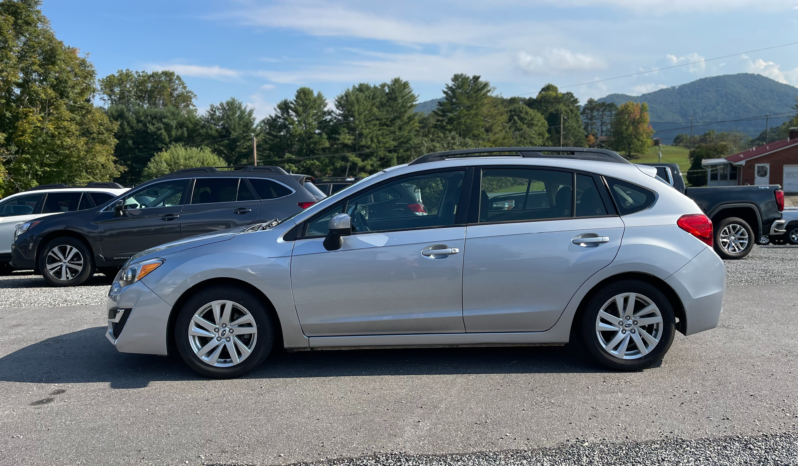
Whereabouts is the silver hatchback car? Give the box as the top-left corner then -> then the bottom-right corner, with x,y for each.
106,148 -> 725,378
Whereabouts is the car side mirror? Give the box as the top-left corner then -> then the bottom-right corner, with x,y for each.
323,213 -> 351,251
114,200 -> 125,217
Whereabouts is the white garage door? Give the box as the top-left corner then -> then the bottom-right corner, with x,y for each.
784,165 -> 798,193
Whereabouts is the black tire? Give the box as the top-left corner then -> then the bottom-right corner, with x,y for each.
579,279 -> 676,371
713,217 -> 755,260
175,286 -> 274,378
788,225 -> 798,246
98,267 -> 120,278
39,237 -> 94,286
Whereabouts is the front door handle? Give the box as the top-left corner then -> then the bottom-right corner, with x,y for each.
234,208 -> 252,215
421,247 -> 459,257
162,214 -> 180,221
572,234 -> 609,246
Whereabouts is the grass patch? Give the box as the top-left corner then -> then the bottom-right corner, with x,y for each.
629,145 -> 692,174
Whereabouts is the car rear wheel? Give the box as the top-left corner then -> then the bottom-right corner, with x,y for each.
714,217 -> 754,259
175,286 -> 274,378
788,225 -> 798,246
39,237 -> 94,286
580,280 -> 675,371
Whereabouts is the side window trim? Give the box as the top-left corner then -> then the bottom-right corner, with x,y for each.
298,168 -> 469,239
103,178 -> 191,212
249,177 -> 296,201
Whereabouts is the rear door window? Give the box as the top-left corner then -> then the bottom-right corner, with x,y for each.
42,192 -> 82,213
250,179 -> 293,200
0,194 -> 44,217
191,178 -> 239,204
575,175 -> 609,217
607,178 -> 656,215
479,168 -> 573,223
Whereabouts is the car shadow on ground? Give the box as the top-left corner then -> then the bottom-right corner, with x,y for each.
0,271 -> 115,288
0,327 -> 606,389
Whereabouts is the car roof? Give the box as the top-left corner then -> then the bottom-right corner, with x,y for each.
2,187 -> 128,199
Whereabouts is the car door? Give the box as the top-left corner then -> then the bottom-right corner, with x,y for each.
95,179 -> 189,262
463,168 -> 624,332
179,178 -> 261,238
291,169 -> 469,336
0,193 -> 45,256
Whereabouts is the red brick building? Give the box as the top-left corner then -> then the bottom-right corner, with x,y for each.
702,128 -> 798,192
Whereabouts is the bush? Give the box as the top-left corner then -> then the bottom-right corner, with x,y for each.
141,145 -> 225,180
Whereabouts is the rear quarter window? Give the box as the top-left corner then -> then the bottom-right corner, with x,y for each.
607,178 -> 656,215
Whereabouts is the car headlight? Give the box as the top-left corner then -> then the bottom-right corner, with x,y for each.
115,259 -> 164,288
14,221 -> 41,241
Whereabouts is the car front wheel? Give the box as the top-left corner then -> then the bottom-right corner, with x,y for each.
580,280 -> 676,371
175,286 -> 274,378
39,237 -> 94,286
788,225 -> 798,246
714,217 -> 754,259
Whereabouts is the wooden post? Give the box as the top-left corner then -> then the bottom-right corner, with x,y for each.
253,136 -> 257,166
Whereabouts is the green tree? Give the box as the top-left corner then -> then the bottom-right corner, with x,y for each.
433,74 -> 493,140
581,98 -> 601,136
609,101 -> 654,158
506,102 -> 549,146
203,98 -> 256,166
0,0 -> 121,195
99,69 -> 196,110
526,84 -> 585,147
380,78 -> 419,165
332,83 -> 390,176
107,105 -> 203,184
141,144 -> 224,180
686,142 -> 729,187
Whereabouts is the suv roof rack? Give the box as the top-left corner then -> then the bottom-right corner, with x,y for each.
27,183 -> 69,191
170,167 -> 219,174
85,182 -> 125,189
232,165 -> 288,174
408,147 -> 629,165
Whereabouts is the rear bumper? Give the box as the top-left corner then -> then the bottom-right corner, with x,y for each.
665,248 -> 726,336
106,281 -> 172,356
769,219 -> 787,236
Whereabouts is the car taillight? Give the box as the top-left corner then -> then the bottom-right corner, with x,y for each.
298,202 -> 315,209
775,190 -> 784,212
677,214 -> 713,247
407,203 -> 426,213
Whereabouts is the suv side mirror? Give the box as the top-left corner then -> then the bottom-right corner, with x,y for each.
114,200 -> 125,217
323,213 -> 351,251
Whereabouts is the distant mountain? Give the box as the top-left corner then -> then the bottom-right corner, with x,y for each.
414,97 -> 443,114
598,74 -> 798,144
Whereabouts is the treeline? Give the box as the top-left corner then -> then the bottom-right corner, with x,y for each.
1,0 -> 658,195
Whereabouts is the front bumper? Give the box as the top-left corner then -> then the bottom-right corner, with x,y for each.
10,233 -> 38,269
106,280 -> 172,356
665,247 -> 726,336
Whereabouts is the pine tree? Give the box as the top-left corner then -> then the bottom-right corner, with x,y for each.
433,74 -> 493,141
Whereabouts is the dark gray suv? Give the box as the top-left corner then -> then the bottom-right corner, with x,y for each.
11,166 -> 324,286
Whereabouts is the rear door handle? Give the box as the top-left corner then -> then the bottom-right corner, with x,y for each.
234,208 -> 252,215
162,214 -> 180,221
421,247 -> 459,257
572,234 -> 609,246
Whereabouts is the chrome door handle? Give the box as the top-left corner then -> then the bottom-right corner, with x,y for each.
234,208 -> 252,214
572,235 -> 609,246
421,247 -> 459,257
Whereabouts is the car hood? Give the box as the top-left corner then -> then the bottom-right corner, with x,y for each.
126,228 -> 243,265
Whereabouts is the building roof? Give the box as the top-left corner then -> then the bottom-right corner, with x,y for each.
726,137 -> 798,165
701,158 -> 731,166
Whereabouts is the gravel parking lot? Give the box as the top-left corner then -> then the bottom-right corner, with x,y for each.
0,246 -> 797,465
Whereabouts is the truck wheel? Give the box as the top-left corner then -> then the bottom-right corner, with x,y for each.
714,217 -> 754,259
788,225 -> 798,246
39,237 -> 94,286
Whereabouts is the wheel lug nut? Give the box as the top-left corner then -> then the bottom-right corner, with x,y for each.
222,324 -> 227,328
225,337 -> 231,342
621,330 -> 626,334
216,337 -> 221,341
618,321 -> 623,326
631,329 -> 636,334
633,321 -> 638,325
229,329 -> 234,334
626,316 -> 631,320
214,328 -> 219,333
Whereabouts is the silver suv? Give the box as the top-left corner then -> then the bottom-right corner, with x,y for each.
106,148 -> 726,378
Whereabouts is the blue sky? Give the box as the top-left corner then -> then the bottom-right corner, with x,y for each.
43,0 -> 798,120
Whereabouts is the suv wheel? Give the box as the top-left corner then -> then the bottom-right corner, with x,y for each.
39,237 -> 94,286
788,225 -> 798,246
714,217 -> 754,259
175,286 -> 274,378
580,280 -> 675,371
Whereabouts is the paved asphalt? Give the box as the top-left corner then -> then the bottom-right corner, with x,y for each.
0,249 -> 797,465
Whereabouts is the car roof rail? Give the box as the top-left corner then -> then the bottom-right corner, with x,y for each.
233,165 -> 289,174
84,182 -> 125,189
408,147 -> 630,165
27,183 -> 70,191
169,167 -> 219,174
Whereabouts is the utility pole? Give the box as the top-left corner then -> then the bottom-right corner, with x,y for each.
765,114 -> 770,143
252,136 -> 257,166
560,113 -> 564,146
689,116 -> 694,152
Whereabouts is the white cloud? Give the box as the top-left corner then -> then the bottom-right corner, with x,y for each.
147,64 -> 240,80
517,49 -> 606,74
246,93 -> 275,120
742,55 -> 798,85
456,0 -> 794,12
665,53 -> 706,74
260,83 -> 276,90
631,83 -> 668,95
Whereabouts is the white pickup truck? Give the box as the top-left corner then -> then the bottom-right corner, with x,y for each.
768,207 -> 798,245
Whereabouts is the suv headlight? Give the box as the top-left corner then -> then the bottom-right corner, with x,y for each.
115,259 -> 164,288
14,221 -> 41,241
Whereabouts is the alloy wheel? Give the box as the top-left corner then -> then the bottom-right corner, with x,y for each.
188,300 -> 258,367
45,245 -> 84,281
719,223 -> 749,254
595,292 -> 663,360
790,228 -> 798,244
